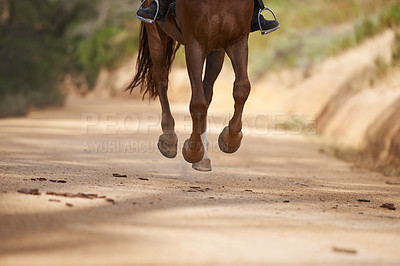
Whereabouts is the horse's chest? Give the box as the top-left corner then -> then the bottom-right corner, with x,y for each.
192,14 -> 248,49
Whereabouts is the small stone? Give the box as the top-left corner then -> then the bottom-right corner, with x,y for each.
357,199 -> 370,203
49,199 -> 61,203
380,203 -> 396,210
106,198 -> 115,204
17,188 -> 40,195
386,181 -> 400,185
332,247 -> 357,254
113,174 -> 127,178
66,203 -> 74,207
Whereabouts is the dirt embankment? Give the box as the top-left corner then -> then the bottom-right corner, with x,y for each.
93,29 -> 400,172
256,29 -> 400,172
310,30 -> 400,172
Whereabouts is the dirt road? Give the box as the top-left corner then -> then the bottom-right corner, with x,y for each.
1,97 -> 399,266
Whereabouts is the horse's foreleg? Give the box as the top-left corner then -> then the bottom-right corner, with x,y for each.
192,49 -> 225,171
182,41 -> 207,164
147,25 -> 178,158
219,36 -> 251,154
201,49 -> 225,132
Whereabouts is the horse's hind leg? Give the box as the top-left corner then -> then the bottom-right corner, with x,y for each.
192,49 -> 225,171
157,88 -> 178,158
147,24 -> 178,158
219,36 -> 251,154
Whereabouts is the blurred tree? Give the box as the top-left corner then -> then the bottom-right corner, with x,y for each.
0,0 -> 141,117
0,0 -> 98,117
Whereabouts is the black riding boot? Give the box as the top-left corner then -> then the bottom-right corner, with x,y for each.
250,2 -> 279,33
137,0 -> 170,22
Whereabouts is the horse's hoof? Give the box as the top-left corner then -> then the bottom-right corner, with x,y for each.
192,158 -> 212,172
158,131 -> 178,158
218,126 -> 243,154
182,139 -> 204,163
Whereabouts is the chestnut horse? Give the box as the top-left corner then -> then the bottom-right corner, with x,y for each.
128,0 -> 254,171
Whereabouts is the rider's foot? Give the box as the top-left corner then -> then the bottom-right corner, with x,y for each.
250,13 -> 280,34
136,0 -> 169,21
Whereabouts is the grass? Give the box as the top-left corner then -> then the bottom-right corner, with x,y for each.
248,1 -> 400,79
392,31 -> 400,64
282,116 -> 306,131
0,0 -> 139,117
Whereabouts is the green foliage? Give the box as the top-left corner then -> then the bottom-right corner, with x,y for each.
0,0 -> 140,117
249,0 -> 400,78
380,4 -> 400,28
77,26 -> 122,85
282,116 -> 305,131
393,32 -> 400,64
355,17 -> 379,44
75,24 -> 139,86
0,0 -> 97,117
329,35 -> 355,55
353,4 -> 400,47
66,0 -> 141,87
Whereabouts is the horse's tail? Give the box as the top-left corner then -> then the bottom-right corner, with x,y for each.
126,22 -> 180,100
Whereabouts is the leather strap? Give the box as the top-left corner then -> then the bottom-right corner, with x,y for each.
160,1 -> 182,35
255,0 -> 265,9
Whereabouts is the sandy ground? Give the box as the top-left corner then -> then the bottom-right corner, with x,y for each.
0,97 -> 400,266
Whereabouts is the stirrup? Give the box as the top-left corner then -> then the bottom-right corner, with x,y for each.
258,7 -> 280,35
136,0 -> 160,24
